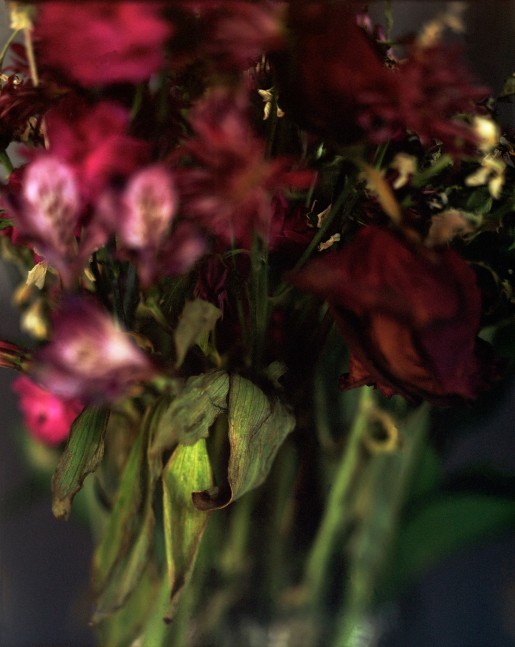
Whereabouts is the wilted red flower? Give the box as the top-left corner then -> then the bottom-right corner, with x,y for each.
13,375 -> 83,445
45,96 -> 149,199
178,88 -> 312,246
33,298 -> 156,403
268,194 -> 314,259
274,3 -> 485,152
359,44 -> 488,151
34,2 -> 172,87
200,0 -> 286,69
273,2 -> 396,145
0,75 -> 48,149
291,226 -> 501,405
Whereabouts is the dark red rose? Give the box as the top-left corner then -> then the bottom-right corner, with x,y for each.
291,226 -> 502,405
274,3 -> 486,153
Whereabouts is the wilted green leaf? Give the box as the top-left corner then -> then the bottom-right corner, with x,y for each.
162,439 -> 213,621
151,370 -> 229,454
174,299 -> 221,368
193,375 -> 295,510
52,406 -> 110,520
92,401 -> 164,621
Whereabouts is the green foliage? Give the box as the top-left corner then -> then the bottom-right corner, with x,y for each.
51,406 -> 110,520
174,299 -> 221,367
162,439 -> 213,620
92,402 -> 163,621
192,374 -> 296,509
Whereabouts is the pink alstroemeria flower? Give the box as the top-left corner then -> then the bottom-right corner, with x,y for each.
99,165 -> 206,286
34,2 -> 172,87
8,155 -> 82,284
13,376 -> 83,445
33,298 -> 157,403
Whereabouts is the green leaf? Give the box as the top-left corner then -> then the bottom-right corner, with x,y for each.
174,299 -> 221,368
92,401 -> 164,621
384,494 -> 515,596
52,406 -> 110,520
465,188 -> 493,215
162,439 -> 213,621
151,370 -> 229,455
193,375 -> 295,510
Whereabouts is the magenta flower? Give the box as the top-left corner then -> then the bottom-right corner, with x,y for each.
45,97 -> 149,199
178,88 -> 313,247
13,376 -> 83,445
33,298 -> 156,403
34,2 -> 172,87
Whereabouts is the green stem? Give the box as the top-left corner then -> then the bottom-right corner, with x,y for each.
273,178 -> 356,302
249,233 -> 270,371
332,403 -> 430,647
412,154 -> 453,187
302,387 -> 373,609
0,29 -> 20,68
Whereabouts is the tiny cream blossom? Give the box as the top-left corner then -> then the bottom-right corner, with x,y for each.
258,88 -> 284,121
472,116 -> 500,154
466,152 -> 506,199
390,153 -> 418,189
318,233 -> 341,251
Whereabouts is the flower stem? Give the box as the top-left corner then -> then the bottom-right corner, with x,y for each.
332,403 -> 430,647
302,387 -> 373,610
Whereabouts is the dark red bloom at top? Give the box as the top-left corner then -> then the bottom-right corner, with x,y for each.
274,2 -> 396,145
274,3 -> 486,153
34,2 -> 172,87
291,226 -> 502,405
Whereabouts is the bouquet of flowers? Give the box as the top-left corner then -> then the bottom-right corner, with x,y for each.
1,1 -> 514,645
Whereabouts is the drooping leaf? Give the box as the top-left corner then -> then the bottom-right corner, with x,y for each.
174,299 -> 221,368
92,400 -> 164,621
52,406 -> 110,520
193,375 -> 295,510
162,439 -> 213,621
151,370 -> 229,455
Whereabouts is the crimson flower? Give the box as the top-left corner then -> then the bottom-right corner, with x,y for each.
291,226 -> 501,405
177,88 -> 312,247
275,3 -> 486,152
33,298 -> 157,403
44,96 -> 149,199
34,2 -> 172,87
13,376 -> 83,445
